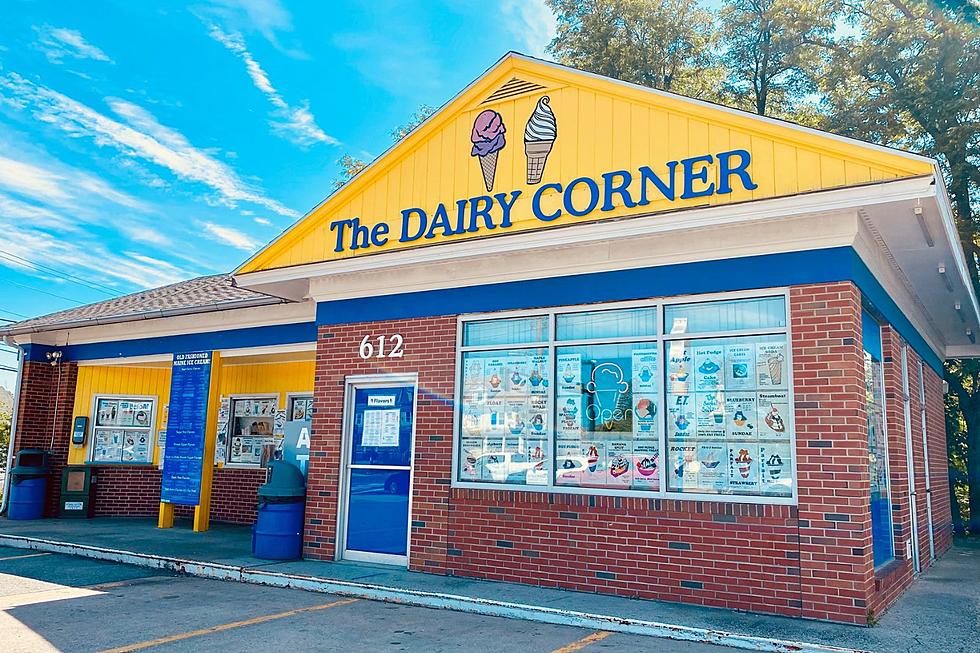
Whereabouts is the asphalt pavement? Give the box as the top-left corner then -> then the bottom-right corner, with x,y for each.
0,546 -> 733,653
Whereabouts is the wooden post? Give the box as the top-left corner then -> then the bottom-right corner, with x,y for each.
193,351 -> 221,532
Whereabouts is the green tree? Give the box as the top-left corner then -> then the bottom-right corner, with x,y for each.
333,104 -> 437,189
0,410 -> 9,470
546,0 -> 722,97
717,0 -> 837,121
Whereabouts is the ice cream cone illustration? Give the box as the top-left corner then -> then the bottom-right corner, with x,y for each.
524,96 -> 557,184
766,453 -> 784,479
587,445 -> 599,472
767,353 -> 784,385
471,110 -> 506,192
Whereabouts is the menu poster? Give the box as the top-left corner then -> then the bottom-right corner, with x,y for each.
485,357 -> 506,395
528,353 -> 550,396
527,396 -> 548,437
97,399 -> 118,426
505,355 -> 530,395
579,441 -> 606,485
694,346 -> 724,391
605,440 -> 633,487
697,442 -> 727,491
461,404 -> 482,436
667,393 -> 695,439
557,353 -> 582,395
666,343 -> 693,393
759,442 -> 792,495
484,397 -> 506,433
157,430 -> 167,469
214,396 -> 230,466
362,408 -> 400,447
725,394 -> 758,439
632,349 -> 659,392
555,440 -> 583,486
94,429 -> 123,461
557,395 -> 582,438
505,398 -> 528,436
728,443 -> 761,491
632,441 -> 660,488
725,344 -> 755,390
524,439 -> 549,485
633,395 -> 658,437
463,357 -> 485,392
757,391 -> 790,439
459,437 -> 485,481
122,430 -> 151,463
132,401 -> 153,427
695,391 -> 725,438
757,342 -> 787,388
670,444 -> 698,490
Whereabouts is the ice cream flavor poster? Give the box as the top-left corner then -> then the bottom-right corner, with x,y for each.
505,398 -> 529,436
632,349 -> 659,392
458,438 -> 484,481
632,442 -> 660,488
524,96 -> 557,184
471,109 -> 506,192
463,358 -> 485,392
757,342 -> 788,388
757,391 -> 790,439
725,344 -> 755,391
557,353 -> 582,395
667,343 -> 693,394
557,395 -> 582,438
485,358 -> 506,395
527,396 -> 549,436
725,394 -> 757,439
632,395 -> 658,437
528,353 -> 550,395
667,393 -> 695,439
483,397 -> 507,433
579,441 -> 607,485
524,439 -> 549,485
697,442 -> 727,491
604,440 -> 633,487
759,442 -> 792,495
694,346 -> 724,391
695,391 -> 726,438
670,444 -> 699,490
555,440 -> 583,486
505,355 -> 530,395
728,443 -> 761,490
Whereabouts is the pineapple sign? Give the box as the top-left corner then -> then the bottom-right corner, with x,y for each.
326,92 -> 756,255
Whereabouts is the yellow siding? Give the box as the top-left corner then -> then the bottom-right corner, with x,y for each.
211,360 -> 315,442
239,55 -> 934,274
70,365 -> 172,465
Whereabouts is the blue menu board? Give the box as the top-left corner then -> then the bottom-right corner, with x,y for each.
161,351 -> 212,505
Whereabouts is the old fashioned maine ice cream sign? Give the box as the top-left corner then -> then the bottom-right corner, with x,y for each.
328,95 -> 758,254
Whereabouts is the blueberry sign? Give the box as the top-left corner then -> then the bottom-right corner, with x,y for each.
161,351 -> 212,505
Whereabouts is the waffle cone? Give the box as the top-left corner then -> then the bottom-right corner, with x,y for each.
525,140 -> 554,184
478,151 -> 499,192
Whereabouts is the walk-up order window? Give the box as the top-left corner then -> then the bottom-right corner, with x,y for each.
454,291 -> 796,504
225,395 -> 277,465
89,395 -> 157,464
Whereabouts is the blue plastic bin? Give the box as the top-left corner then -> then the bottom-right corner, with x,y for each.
8,477 -> 48,520
252,501 -> 305,560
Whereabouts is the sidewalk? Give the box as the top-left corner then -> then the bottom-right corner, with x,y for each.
1,517 -> 977,653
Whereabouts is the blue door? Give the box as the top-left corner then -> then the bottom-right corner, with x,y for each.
342,382 -> 415,564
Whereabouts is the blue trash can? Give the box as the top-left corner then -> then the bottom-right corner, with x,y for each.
252,461 -> 306,560
6,449 -> 52,521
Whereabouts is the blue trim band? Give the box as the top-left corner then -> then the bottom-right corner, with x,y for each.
23,322 -> 317,363
315,246 -> 944,374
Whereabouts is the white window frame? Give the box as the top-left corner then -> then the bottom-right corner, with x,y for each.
451,287 -> 798,506
286,392 -> 314,422
87,394 -> 158,466
223,393 -> 279,468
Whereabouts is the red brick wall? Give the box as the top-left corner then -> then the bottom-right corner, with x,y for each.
923,365 -> 954,555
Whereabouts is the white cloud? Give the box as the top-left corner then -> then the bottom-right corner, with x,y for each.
0,72 -> 299,217
201,221 -> 260,251
119,223 -> 171,246
500,1 -> 556,58
253,216 -> 271,225
0,153 -> 145,211
34,25 -> 113,64
202,0 -> 307,58
206,25 -> 337,148
0,156 -> 70,203
0,193 -> 75,231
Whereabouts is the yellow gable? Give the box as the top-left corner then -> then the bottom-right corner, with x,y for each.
238,53 -> 934,275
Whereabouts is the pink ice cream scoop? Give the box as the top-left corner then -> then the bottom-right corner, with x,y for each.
471,110 -> 506,157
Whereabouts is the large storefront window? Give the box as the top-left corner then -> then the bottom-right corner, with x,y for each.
455,293 -> 795,503
863,311 -> 894,567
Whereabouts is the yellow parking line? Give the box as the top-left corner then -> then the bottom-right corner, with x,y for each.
0,552 -> 51,561
99,597 -> 359,653
550,630 -> 612,653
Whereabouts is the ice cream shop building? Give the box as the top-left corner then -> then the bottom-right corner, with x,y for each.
3,54 -> 976,624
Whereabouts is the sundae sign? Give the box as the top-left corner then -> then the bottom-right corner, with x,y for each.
327,93 -> 757,255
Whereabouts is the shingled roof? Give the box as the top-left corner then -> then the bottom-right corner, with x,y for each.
0,274 -> 284,336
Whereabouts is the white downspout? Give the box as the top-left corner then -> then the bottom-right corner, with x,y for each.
0,338 -> 25,514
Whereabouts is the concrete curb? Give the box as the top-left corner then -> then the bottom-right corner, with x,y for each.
0,533 -> 875,653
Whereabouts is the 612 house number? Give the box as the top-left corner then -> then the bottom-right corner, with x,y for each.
358,334 -> 405,359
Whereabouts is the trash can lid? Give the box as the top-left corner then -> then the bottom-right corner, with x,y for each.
258,460 -> 306,499
11,448 -> 52,476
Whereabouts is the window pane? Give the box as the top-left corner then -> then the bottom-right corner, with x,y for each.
556,307 -> 658,341
463,316 -> 549,347
664,334 -> 793,498
229,398 -> 276,464
555,342 -> 661,491
458,348 -> 551,486
866,349 -> 894,567
665,297 -> 786,334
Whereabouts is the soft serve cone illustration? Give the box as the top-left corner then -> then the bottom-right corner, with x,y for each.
524,96 -> 557,184
470,109 -> 506,192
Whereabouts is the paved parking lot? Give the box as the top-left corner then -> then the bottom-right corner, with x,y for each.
0,546 -> 732,653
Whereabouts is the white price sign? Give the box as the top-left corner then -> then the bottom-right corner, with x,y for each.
358,334 -> 405,360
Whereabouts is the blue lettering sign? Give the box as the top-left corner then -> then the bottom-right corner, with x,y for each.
161,351 -> 212,506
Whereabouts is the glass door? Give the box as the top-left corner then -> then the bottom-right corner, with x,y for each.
340,378 -> 416,565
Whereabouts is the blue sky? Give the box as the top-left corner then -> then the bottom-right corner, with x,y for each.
0,0 -> 557,389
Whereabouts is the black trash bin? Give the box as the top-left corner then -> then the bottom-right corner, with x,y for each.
59,466 -> 96,518
8,449 -> 53,520
252,461 -> 306,560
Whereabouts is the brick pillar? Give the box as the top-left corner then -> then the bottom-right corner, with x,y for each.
790,282 -> 872,624
306,317 -> 456,568
12,360 -> 78,516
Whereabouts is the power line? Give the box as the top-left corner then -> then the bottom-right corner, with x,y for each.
3,279 -> 87,306
0,248 -> 119,297
0,307 -> 29,320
